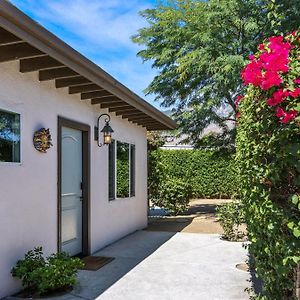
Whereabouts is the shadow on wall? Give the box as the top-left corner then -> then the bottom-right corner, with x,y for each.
69,230 -> 176,300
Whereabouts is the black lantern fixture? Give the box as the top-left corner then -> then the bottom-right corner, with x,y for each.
95,113 -> 114,147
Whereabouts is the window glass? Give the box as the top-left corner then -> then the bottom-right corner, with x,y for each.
116,142 -> 130,198
0,109 -> 20,163
108,139 -> 115,200
130,144 -> 135,197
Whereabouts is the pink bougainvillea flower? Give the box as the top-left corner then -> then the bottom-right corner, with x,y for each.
275,107 -> 298,123
236,111 -> 241,119
260,71 -> 282,90
235,95 -> 243,106
258,44 -> 265,51
294,78 -> 300,84
259,51 -> 289,73
241,60 -> 263,86
249,54 -> 255,61
269,36 -> 291,53
289,88 -> 300,98
266,89 -> 289,106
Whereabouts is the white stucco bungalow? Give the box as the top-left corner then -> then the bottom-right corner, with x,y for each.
0,1 -> 176,297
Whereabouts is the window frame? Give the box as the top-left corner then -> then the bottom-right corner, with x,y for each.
108,139 -> 136,201
0,107 -> 22,166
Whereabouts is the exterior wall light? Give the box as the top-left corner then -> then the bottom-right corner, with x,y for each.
95,113 -> 114,147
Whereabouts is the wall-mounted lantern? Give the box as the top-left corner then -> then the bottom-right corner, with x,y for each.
95,113 -> 114,147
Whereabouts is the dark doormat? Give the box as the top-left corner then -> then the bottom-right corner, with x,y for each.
81,256 -> 114,271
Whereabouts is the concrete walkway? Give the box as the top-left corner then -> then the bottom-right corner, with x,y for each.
7,230 -> 250,300
95,231 -> 250,300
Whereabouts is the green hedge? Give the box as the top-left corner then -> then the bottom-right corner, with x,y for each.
149,149 -> 238,199
237,31 -> 300,299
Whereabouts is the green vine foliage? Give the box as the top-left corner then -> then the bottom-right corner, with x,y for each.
237,31 -> 300,299
149,149 -> 238,201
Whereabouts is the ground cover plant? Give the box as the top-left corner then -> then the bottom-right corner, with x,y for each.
11,247 -> 84,296
216,200 -> 245,241
237,30 -> 300,299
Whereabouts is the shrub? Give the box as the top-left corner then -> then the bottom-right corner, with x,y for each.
148,149 -> 238,200
216,201 -> 245,241
237,31 -> 300,299
152,177 -> 192,215
11,247 -> 84,295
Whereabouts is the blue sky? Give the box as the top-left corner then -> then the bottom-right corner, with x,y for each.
10,0 -> 161,108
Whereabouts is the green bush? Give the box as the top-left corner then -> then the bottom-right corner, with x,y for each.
237,31 -> 300,299
153,177 -> 192,215
11,247 -> 84,295
216,201 -> 245,241
149,149 -> 238,200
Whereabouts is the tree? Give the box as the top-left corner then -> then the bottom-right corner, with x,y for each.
132,0 -> 300,147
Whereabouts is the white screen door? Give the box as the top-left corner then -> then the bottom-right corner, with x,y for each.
61,126 -> 83,256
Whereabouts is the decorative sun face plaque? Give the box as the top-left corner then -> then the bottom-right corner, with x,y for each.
33,128 -> 53,153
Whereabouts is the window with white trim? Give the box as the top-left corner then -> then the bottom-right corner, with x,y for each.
0,109 -> 20,163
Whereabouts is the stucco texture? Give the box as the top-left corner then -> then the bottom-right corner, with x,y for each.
0,61 -> 148,298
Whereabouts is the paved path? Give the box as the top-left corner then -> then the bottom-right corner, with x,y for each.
7,231 -> 250,300
148,199 -> 232,234
95,231 -> 250,300
7,201 -> 251,300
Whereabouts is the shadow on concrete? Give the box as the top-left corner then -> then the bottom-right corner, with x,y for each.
68,231 -> 177,300
146,201 -> 223,234
184,203 -> 218,215
250,267 -> 263,295
146,216 -> 195,233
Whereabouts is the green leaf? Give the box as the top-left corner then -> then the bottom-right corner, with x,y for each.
291,195 -> 299,205
293,228 -> 300,238
287,222 -> 294,230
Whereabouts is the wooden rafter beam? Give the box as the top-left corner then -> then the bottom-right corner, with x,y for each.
81,90 -> 114,100
122,113 -> 147,119
100,102 -> 128,109
55,76 -> 90,88
0,42 -> 44,62
115,110 -> 139,116
39,67 -> 78,81
128,117 -> 154,122
20,55 -> 63,73
69,83 -> 103,94
91,96 -> 119,105
109,106 -> 135,113
132,119 -> 158,124
145,127 -> 166,131
0,28 -> 22,45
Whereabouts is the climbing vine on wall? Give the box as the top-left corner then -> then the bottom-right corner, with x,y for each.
237,31 -> 300,299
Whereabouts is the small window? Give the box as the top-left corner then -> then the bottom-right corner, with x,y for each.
108,139 -> 115,200
108,141 -> 136,200
130,144 -> 135,197
0,109 -> 20,163
116,142 -> 130,198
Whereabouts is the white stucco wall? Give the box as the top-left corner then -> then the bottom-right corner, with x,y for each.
0,61 -> 148,298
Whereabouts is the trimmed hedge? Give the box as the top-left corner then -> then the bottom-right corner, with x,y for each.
149,149 -> 238,199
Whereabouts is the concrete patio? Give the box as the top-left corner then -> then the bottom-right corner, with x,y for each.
6,230 -> 251,300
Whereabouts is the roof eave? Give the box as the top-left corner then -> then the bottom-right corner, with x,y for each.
0,0 -> 177,130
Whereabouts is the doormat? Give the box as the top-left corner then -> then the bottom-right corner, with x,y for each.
81,256 -> 114,271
